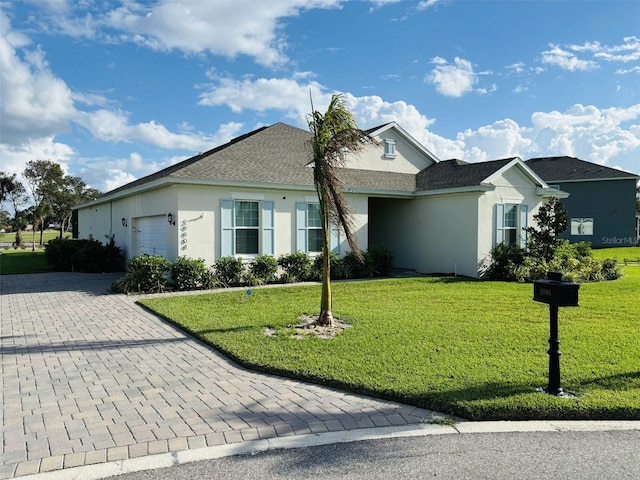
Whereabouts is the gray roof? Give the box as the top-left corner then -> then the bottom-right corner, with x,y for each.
526,156 -> 639,182
416,158 -> 516,191
100,123 -> 534,202
102,122 -> 416,198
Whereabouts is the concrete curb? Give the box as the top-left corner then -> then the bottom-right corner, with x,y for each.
17,420 -> 640,480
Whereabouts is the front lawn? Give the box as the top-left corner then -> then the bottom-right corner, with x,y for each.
0,249 -> 53,275
139,266 -> 640,421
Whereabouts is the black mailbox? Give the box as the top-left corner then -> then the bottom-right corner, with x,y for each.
533,272 -> 579,307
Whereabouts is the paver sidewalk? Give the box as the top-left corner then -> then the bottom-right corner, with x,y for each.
0,273 -> 435,479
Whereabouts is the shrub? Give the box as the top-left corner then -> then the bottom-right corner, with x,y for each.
170,256 -> 214,291
342,251 -> 370,278
277,252 -> 312,283
249,255 -> 278,284
601,258 -> 623,281
111,254 -> 171,293
486,243 -> 525,280
45,237 -> 124,273
215,256 -> 245,286
310,251 -> 346,280
367,245 -> 395,277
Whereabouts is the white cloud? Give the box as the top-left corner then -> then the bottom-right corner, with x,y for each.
199,76 -> 327,122
103,0 -> 342,66
426,57 -> 478,97
0,12 -> 76,145
540,44 -> 599,72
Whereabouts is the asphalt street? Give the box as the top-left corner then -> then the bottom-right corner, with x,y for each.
103,430 -> 640,480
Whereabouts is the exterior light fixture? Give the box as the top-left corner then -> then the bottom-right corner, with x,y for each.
121,217 -> 127,227
167,212 -> 175,225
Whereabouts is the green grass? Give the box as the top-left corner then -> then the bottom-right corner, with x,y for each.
0,229 -> 70,246
592,246 -> 640,265
139,267 -> 640,421
0,249 -> 53,274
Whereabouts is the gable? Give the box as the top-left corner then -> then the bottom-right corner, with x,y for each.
343,123 -> 438,174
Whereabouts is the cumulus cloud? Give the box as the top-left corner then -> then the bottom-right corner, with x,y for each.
540,44 -> 599,72
101,0 -> 341,66
0,10 -> 242,193
0,12 -> 76,144
426,56 -> 478,97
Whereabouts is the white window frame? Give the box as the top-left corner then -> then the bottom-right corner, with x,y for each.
496,203 -> 528,248
234,200 -> 260,255
384,139 -> 397,159
221,199 -> 274,258
571,218 -> 594,236
296,201 -> 339,254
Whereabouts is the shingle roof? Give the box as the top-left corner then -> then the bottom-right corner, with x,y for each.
102,122 -> 416,198
526,156 -> 639,182
416,158 -> 516,191
99,123 -> 536,203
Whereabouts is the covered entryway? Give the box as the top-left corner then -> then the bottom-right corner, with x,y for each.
134,215 -> 168,257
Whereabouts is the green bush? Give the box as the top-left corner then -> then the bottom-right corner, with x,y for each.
487,243 -> 526,280
45,237 -> 124,273
601,258 -> 623,280
310,251 -> 346,280
215,256 -> 245,286
367,245 -> 395,277
490,240 -> 623,283
342,251 -> 370,278
277,252 -> 312,283
112,254 -> 171,293
249,254 -> 278,284
170,256 -> 218,291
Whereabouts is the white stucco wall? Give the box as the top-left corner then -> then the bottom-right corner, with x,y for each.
79,184 -> 368,266
478,166 -> 544,268
344,129 -> 435,173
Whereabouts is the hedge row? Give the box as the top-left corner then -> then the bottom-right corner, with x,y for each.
45,238 -> 125,273
111,246 -> 395,294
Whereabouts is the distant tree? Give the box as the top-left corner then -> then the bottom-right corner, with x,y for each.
30,202 -> 51,250
0,172 -> 29,245
24,160 -> 64,239
0,209 -> 11,228
50,175 -> 101,238
525,197 -> 568,262
307,94 -> 373,326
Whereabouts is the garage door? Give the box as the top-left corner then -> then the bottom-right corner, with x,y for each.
135,215 -> 168,257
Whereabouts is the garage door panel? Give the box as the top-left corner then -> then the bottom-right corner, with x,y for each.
135,216 -> 168,257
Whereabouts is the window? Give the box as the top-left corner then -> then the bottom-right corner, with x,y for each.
496,203 -> 528,247
296,201 -> 339,254
221,199 -> 274,257
306,203 -> 323,252
235,201 -> 259,254
384,139 -> 396,159
571,218 -> 593,236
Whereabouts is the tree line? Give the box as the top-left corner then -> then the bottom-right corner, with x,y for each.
0,160 -> 101,248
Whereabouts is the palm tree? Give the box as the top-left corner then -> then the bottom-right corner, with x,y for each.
307,94 -> 374,326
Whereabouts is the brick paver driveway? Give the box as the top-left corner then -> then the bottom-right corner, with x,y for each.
1,273 -> 435,479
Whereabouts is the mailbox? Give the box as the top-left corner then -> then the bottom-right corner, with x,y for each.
533,272 -> 579,307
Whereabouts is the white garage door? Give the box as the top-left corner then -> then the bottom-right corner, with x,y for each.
135,216 -> 168,257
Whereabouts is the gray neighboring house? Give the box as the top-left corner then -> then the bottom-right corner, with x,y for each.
526,156 -> 640,247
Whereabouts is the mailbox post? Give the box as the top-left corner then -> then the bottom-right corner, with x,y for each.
533,272 -> 579,396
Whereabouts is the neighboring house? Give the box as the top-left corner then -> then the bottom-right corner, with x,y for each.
76,122 -> 564,278
526,156 -> 640,247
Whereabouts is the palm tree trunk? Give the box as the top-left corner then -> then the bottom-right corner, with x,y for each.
318,192 -> 334,327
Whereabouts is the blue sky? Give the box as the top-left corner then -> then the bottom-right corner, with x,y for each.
1,0 -> 640,197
